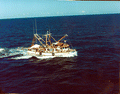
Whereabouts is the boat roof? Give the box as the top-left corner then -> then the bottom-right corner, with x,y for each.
30,44 -> 40,48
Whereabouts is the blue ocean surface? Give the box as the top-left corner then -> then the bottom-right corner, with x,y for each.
0,14 -> 119,94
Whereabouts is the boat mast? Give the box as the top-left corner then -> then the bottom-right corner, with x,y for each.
31,22 -> 35,46
46,31 -> 48,45
33,22 -> 35,35
49,34 -> 51,45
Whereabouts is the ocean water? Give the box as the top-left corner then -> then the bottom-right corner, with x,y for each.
0,14 -> 119,94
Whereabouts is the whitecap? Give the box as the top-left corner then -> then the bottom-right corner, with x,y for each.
0,48 -> 4,52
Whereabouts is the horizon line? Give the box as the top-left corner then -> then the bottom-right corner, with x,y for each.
0,13 -> 119,20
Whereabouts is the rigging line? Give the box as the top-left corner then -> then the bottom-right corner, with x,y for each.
48,25 -> 50,32
38,34 -> 65,36
51,36 -> 57,42
68,39 -> 73,48
34,34 -> 45,48
33,22 -> 35,35
35,19 -> 37,34
36,34 -> 45,43
52,35 -> 64,36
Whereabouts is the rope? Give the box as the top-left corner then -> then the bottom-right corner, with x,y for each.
52,35 -> 65,36
68,39 -> 73,48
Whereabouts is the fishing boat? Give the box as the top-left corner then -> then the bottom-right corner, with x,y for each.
27,20 -> 77,58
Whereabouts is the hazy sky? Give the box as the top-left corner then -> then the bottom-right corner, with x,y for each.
0,0 -> 120,19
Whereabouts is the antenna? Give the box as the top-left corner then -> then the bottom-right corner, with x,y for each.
35,19 -> 37,34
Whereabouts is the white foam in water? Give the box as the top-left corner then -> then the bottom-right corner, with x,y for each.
0,48 -> 4,52
0,47 -> 54,60
11,55 -> 33,60
37,56 -> 55,59
0,47 -> 53,60
0,47 -> 28,59
11,55 -> 55,60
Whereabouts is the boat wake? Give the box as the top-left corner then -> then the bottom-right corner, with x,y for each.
0,47 -> 56,60
0,47 -> 30,60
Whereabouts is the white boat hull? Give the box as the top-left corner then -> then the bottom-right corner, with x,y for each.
27,51 -> 77,58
